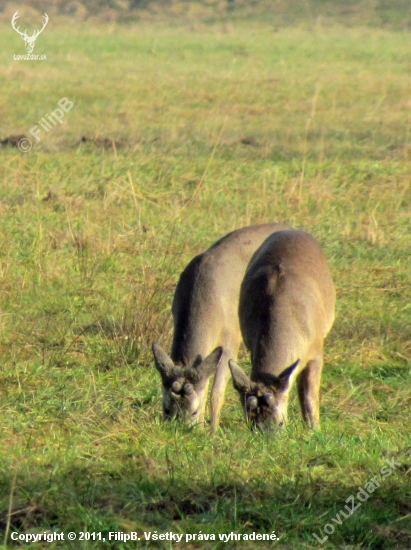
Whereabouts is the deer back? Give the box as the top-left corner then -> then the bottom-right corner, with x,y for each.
239,230 -> 336,378
170,223 -> 292,366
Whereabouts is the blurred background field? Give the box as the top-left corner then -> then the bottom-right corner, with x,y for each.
0,1 -> 410,548
1,0 -> 411,28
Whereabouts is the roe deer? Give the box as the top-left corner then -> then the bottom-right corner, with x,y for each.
229,230 -> 335,431
152,223 -> 291,431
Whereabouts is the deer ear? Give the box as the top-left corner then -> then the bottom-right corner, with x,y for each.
196,346 -> 224,381
276,359 -> 300,391
152,342 -> 178,382
229,360 -> 252,394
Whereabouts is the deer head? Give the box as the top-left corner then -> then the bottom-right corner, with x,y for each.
11,11 -> 49,54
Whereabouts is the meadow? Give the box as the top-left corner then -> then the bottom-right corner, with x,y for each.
0,9 -> 411,549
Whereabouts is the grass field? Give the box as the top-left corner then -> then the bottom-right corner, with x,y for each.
0,11 -> 411,550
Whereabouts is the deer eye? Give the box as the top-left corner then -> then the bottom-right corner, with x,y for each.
171,381 -> 182,393
262,393 -> 274,407
246,395 -> 258,410
183,383 -> 194,395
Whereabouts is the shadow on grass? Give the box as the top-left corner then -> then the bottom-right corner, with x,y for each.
0,461 -> 410,549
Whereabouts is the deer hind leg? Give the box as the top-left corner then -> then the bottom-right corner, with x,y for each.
297,356 -> 323,430
210,345 -> 239,432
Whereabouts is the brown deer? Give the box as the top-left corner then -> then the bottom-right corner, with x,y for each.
229,230 -> 335,431
152,223 -> 291,431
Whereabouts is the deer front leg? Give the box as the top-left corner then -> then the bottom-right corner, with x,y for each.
210,348 -> 238,432
195,378 -> 210,427
297,356 -> 323,430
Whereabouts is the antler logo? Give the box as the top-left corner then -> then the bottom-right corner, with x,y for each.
11,11 -> 49,54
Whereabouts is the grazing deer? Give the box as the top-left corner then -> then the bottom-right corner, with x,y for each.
229,230 -> 335,431
152,223 -> 291,431
11,11 -> 49,54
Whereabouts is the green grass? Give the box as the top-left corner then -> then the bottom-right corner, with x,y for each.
0,15 -> 410,550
